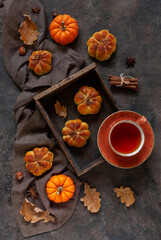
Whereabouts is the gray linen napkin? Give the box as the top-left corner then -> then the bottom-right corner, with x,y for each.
1,0 -> 85,237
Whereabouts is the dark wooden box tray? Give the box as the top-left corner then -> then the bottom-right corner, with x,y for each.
34,63 -> 119,176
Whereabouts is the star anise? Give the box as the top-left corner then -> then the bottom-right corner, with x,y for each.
126,56 -> 136,68
31,7 -> 41,15
27,187 -> 38,199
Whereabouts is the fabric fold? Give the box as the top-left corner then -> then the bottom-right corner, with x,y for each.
1,0 -> 84,237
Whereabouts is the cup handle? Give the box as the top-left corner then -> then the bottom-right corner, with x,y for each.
136,116 -> 147,126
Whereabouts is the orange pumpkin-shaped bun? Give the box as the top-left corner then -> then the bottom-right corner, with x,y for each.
24,147 -> 54,176
29,50 -> 52,76
62,119 -> 90,147
46,174 -> 75,203
87,30 -> 116,61
49,14 -> 78,45
74,86 -> 102,115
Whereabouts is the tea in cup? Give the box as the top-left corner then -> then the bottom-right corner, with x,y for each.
109,117 -> 146,157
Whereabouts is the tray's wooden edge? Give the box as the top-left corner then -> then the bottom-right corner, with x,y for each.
36,97 -> 105,175
78,157 -> 104,176
94,68 -> 120,111
34,63 -> 96,101
34,63 -> 120,176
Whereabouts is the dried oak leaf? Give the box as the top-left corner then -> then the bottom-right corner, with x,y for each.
18,13 -> 40,45
54,100 -> 67,118
20,198 -> 55,223
80,183 -> 101,213
114,186 -> 135,207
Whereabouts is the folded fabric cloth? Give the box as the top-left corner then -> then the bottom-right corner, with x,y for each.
1,0 -> 85,237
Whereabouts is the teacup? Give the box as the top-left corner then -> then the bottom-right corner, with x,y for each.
108,116 -> 146,157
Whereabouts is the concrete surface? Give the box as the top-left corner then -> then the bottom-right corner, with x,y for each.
0,0 -> 161,239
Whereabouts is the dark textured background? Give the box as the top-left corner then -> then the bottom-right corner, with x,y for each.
0,0 -> 161,239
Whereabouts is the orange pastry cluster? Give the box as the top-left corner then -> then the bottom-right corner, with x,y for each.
29,50 -> 52,76
24,147 -> 54,176
87,30 -> 116,61
62,119 -> 90,147
74,85 -> 102,115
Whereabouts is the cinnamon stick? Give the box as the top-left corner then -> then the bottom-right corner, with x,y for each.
123,85 -> 138,91
108,75 -> 138,82
108,74 -> 138,91
109,81 -> 138,86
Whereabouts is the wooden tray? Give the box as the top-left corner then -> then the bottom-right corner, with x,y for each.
34,63 -> 119,176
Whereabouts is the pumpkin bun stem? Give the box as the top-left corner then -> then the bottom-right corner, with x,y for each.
57,186 -> 63,194
61,21 -> 66,31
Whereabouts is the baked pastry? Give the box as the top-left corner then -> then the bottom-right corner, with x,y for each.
29,50 -> 52,76
24,147 -> 54,176
74,85 -> 102,115
87,29 -> 116,61
62,119 -> 90,147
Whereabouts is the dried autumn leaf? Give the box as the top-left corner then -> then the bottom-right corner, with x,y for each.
54,100 -> 67,118
18,13 -> 39,45
80,183 -> 101,213
114,186 -> 135,207
20,198 -> 55,223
